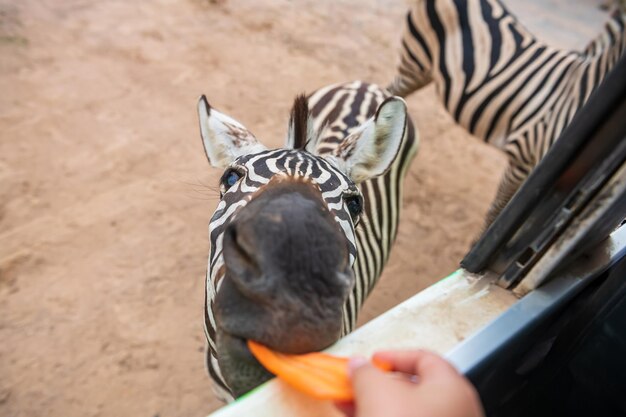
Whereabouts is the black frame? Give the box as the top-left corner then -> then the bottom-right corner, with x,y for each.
461,56 -> 626,289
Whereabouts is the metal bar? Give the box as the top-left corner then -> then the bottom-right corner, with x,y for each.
447,225 -> 626,377
462,55 -> 626,273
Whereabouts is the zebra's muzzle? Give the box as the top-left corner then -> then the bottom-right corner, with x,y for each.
214,179 -> 355,396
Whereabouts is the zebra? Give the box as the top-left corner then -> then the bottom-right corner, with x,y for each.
387,0 -> 626,226
197,81 -> 419,400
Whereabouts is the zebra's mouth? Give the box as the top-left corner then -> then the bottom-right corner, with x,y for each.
216,331 -> 274,397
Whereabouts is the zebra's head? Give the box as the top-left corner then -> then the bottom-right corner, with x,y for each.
198,93 -> 407,397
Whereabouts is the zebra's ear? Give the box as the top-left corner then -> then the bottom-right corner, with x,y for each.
197,95 -> 267,169
329,97 -> 407,183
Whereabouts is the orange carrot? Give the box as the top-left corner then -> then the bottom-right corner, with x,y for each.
247,340 -> 392,401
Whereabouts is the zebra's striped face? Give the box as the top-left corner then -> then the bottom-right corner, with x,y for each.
209,148 -> 363,286
198,92 -> 408,398
214,148 -> 362,260
208,149 -> 364,397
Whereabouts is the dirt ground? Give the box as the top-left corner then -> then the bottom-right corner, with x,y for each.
0,0 -> 609,416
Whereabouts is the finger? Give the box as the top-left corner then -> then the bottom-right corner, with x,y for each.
349,358 -> 410,417
372,350 -> 459,379
333,400 -> 355,417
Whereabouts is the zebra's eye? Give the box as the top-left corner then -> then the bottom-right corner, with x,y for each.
345,195 -> 363,221
220,169 -> 243,192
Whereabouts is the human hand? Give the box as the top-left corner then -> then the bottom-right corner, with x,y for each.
335,350 -> 484,417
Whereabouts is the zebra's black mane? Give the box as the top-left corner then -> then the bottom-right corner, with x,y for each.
289,94 -> 311,150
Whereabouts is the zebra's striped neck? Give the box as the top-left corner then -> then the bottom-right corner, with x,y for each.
306,82 -> 419,332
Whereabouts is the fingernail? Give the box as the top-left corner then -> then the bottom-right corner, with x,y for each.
348,357 -> 368,376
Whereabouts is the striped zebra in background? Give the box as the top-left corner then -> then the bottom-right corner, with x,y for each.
387,0 -> 626,226
197,81 -> 418,400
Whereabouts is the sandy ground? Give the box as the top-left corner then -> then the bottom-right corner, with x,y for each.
0,0 -> 609,416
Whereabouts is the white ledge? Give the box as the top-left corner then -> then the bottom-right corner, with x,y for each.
208,269 -> 517,417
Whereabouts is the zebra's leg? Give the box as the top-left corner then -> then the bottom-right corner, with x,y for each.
385,61 -> 432,97
385,11 -> 433,97
482,160 -> 530,230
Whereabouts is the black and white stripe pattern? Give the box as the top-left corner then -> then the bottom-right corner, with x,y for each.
388,0 -> 626,224
308,82 -> 418,331
203,81 -> 418,399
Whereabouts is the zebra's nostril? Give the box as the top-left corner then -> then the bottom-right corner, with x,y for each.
224,224 -> 260,278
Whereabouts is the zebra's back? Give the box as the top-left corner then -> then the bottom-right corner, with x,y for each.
387,0 -> 625,228
389,0 -> 625,153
